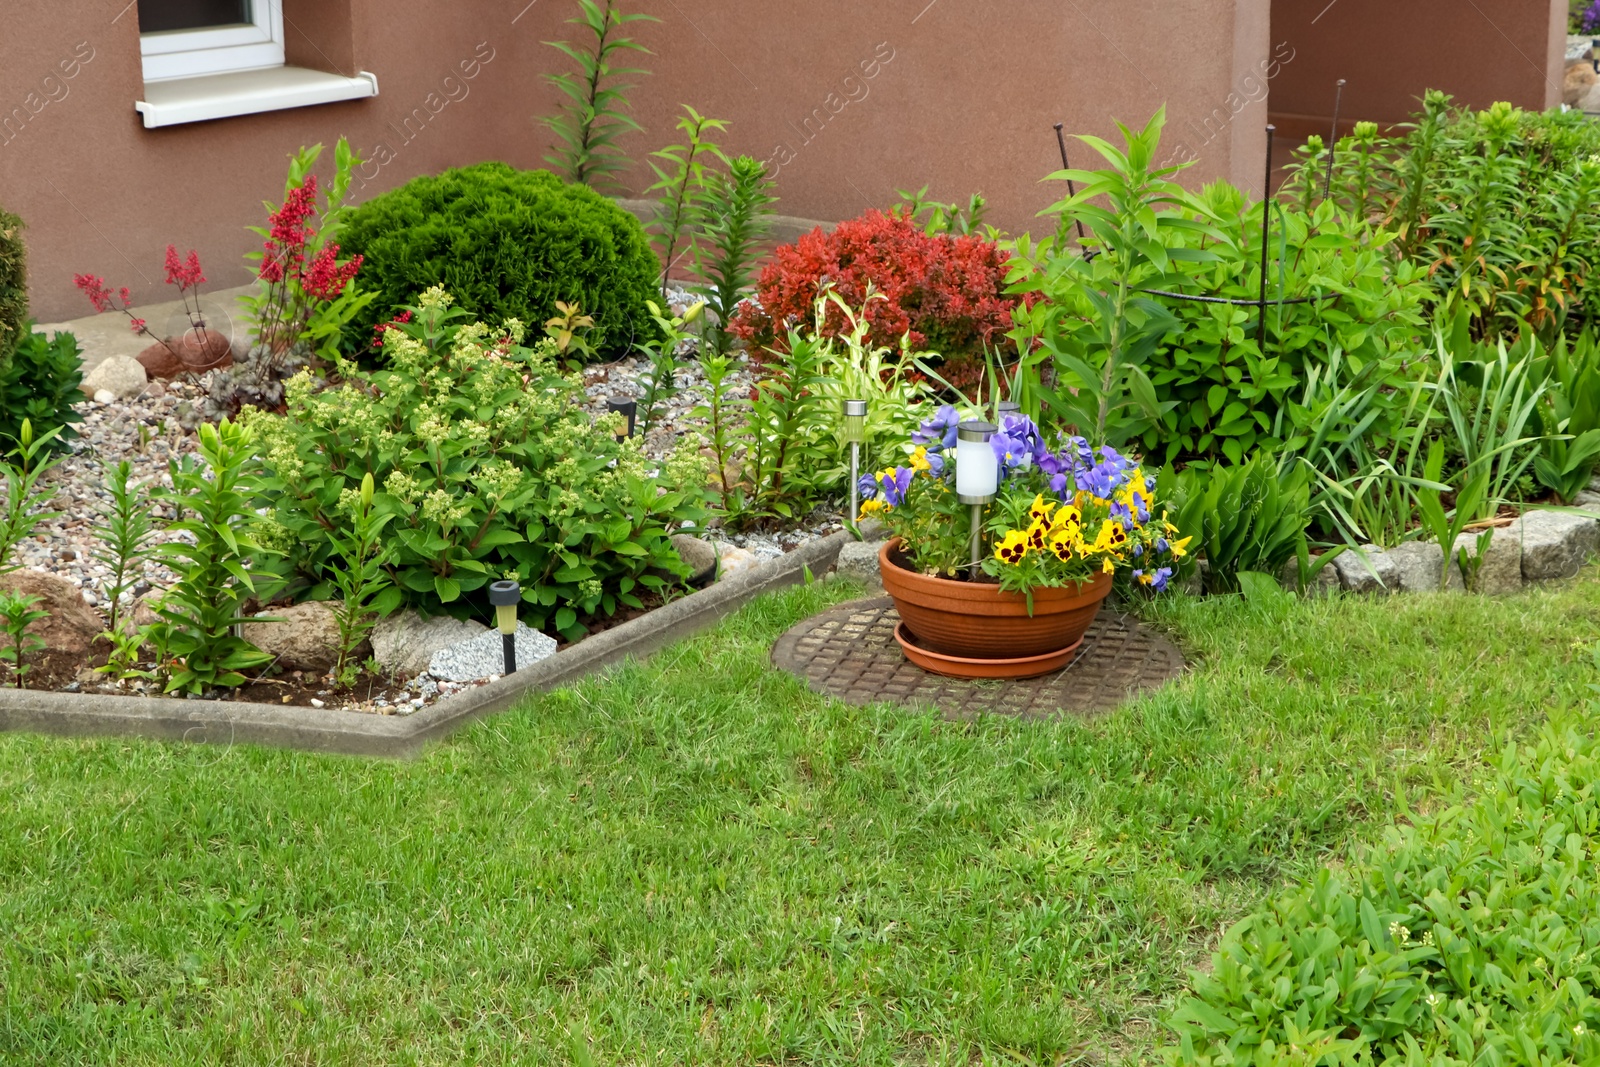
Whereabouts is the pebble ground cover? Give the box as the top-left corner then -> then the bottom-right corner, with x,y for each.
2,569 -> 1597,1065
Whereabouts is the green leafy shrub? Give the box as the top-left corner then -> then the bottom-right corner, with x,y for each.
339,163 -> 660,361
1012,110 -> 1429,466
0,325 -> 84,449
0,206 -> 25,381
249,288 -> 709,640
1166,717 -> 1600,1066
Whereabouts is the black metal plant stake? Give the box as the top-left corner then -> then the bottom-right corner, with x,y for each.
1054,122 -> 1089,246
1257,125 -> 1276,351
1323,78 -> 1347,200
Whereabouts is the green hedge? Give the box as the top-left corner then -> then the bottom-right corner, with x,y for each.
1166,716 -> 1600,1066
0,206 -> 27,382
0,325 -> 83,448
339,164 -> 659,360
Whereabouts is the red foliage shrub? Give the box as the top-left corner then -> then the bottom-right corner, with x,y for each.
728,208 -> 1017,356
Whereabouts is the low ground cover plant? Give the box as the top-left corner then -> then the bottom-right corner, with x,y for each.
249,287 -> 709,640
339,163 -> 660,361
1167,714 -> 1600,1066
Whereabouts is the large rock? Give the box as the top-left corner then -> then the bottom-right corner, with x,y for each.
714,543 -> 760,582
1512,511 -> 1600,582
1453,526 -> 1523,595
1575,489 -> 1600,511
1277,554 -> 1341,596
1565,59 -> 1597,106
427,623 -> 556,682
136,328 -> 233,380
837,541 -> 885,587
241,600 -> 351,673
1569,35 -> 1596,63
0,570 -> 103,654
1332,544 -> 1399,594
370,610 -> 488,677
80,354 -> 149,399
1385,540 -> 1459,593
669,533 -> 718,587
1580,82 -> 1600,115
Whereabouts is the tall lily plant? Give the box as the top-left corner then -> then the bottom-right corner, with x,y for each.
1008,107 -> 1219,446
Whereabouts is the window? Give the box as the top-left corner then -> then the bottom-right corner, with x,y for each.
138,0 -> 284,82
133,0 -> 377,128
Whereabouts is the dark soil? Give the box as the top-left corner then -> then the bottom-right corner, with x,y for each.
0,637 -> 413,711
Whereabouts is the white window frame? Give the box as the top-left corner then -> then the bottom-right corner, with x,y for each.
139,0 -> 285,83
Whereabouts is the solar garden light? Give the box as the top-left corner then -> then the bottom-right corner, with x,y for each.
488,579 -> 521,675
955,420 -> 998,580
842,399 -> 868,525
996,399 -> 1019,421
605,397 -> 637,441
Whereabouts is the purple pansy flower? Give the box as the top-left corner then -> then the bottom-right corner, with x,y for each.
1150,566 -> 1173,592
880,466 -> 914,507
913,405 -> 960,452
858,473 -> 879,499
991,429 -> 1031,474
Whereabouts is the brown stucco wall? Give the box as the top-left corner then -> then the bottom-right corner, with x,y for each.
1,0 -> 1275,323
1269,0 -> 1564,141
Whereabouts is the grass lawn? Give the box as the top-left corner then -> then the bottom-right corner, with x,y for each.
3,570 -> 1598,1065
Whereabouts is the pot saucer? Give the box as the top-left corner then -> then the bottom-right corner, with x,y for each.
893,622 -> 1084,680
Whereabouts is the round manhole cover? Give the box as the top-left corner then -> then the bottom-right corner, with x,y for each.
772,597 -> 1185,720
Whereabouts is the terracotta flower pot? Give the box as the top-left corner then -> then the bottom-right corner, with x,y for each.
878,538 -> 1112,660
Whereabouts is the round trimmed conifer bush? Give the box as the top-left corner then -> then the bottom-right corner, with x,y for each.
340,164 -> 659,360
0,206 -> 27,381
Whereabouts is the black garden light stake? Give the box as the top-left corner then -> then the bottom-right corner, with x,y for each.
488,579 -> 521,675
606,397 -> 637,441
1323,79 -> 1347,200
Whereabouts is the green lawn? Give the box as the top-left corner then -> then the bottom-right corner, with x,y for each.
3,571 -> 1598,1065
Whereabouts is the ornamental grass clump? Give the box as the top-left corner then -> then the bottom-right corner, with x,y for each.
249,287 -> 709,640
860,406 -> 1188,596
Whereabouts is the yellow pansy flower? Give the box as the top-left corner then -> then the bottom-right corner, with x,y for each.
1169,535 -> 1192,559
1028,493 -> 1056,524
994,530 -> 1029,564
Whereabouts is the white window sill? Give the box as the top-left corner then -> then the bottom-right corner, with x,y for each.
135,67 -> 378,129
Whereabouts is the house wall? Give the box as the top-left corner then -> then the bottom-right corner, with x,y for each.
1268,0 -> 1565,148
2,0 -> 1276,322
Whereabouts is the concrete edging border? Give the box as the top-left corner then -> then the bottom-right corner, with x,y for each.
0,531 -> 852,759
